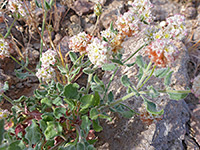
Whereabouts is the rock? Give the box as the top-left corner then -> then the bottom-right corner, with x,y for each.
70,15 -> 81,24
100,1 -> 125,28
181,3 -> 197,19
72,0 -> 94,16
68,23 -> 83,36
53,33 -> 63,45
193,26 -> 200,42
56,36 -> 70,56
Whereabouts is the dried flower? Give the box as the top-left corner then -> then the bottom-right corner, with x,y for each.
94,3 -> 102,16
69,32 -> 92,54
0,109 -> 10,119
86,37 -> 111,67
0,38 -> 10,59
140,109 -> 163,125
145,39 -> 179,67
116,11 -> 140,37
191,74 -> 200,99
8,0 -> 27,17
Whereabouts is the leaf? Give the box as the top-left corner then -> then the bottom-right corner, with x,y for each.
98,114 -> 111,121
39,120 -> 47,132
93,75 -> 103,85
54,107 -> 66,119
25,120 -> 41,145
164,71 -> 173,86
80,95 -> 94,110
34,89 -> 48,98
57,66 -> 67,75
3,81 -> 9,91
89,108 -> 99,120
102,63 -> 116,71
91,84 -> 104,93
15,71 -> 31,79
167,92 -> 188,100
0,120 -> 4,144
154,67 -> 170,78
63,98 -> 75,110
41,113 -> 54,122
69,52 -> 77,63
77,142 -> 85,150
53,97 -> 63,106
7,141 -> 25,150
92,120 -> 103,132
102,37 -> 108,42
87,145 -> 96,150
64,83 -> 79,99
147,86 -> 159,98
56,82 -> 64,93
41,97 -> 52,107
135,55 -> 145,68
110,21 -> 118,34
126,62 -> 136,67
83,67 -> 94,75
110,59 -> 123,65
44,0 -> 51,10
44,122 -> 62,140
108,91 -> 114,103
120,110 -> 134,118
121,75 -> 131,87
14,95 -> 27,103
93,92 -> 100,106
144,98 -> 164,115
35,0 -> 42,8
81,116 -> 91,133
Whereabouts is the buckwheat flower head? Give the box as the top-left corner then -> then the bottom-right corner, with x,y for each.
40,49 -> 57,68
8,0 -> 27,17
146,39 -> 179,67
144,26 -> 157,43
116,11 -> 140,37
0,109 -> 10,119
130,0 -> 154,24
191,74 -> 200,99
36,67 -> 55,83
86,37 -> 111,67
69,32 -> 92,53
165,14 -> 187,40
0,38 -> 10,59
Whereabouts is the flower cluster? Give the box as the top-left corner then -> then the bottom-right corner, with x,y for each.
36,49 -> 57,83
0,109 -> 10,119
68,32 -> 92,54
130,0 -> 154,24
191,74 -> 200,100
145,39 -> 179,67
86,37 -> 111,67
8,0 -> 27,17
0,38 -> 10,59
144,14 -> 187,67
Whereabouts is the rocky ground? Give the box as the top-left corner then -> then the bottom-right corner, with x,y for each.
0,0 -> 200,149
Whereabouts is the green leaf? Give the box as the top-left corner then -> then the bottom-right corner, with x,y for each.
102,63 -> 116,71
7,141 -> 25,150
69,52 -> 77,63
0,120 -> 4,144
3,81 -> 9,91
34,89 -> 48,98
44,122 -> 62,140
15,71 -> 31,79
39,120 -> 47,132
44,0 -> 51,10
25,120 -> 41,145
164,71 -> 173,86
126,62 -> 136,67
64,83 -> 79,99
93,92 -> 100,106
41,113 -> 54,122
154,67 -> 170,78
92,120 -> 103,132
35,0 -> 42,8
98,114 -> 111,121
81,116 -> 91,134
57,66 -> 67,75
83,68 -> 94,75
89,108 -> 99,120
53,97 -> 63,106
108,91 -> 114,103
91,84 -> 104,93
41,97 -> 52,107
167,92 -> 188,100
80,95 -> 94,110
77,142 -> 85,150
102,37 -> 108,42
54,107 -> 66,119
147,86 -> 159,98
144,99 -> 164,115
135,55 -> 145,68
110,21 -> 118,34
87,145 -> 96,150
110,59 -> 123,65
14,95 -> 27,103
93,75 -> 103,85
121,75 -> 131,87
56,82 -> 64,93
120,110 -> 134,118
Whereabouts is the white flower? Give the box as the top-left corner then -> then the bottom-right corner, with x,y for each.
36,67 -> 55,83
0,109 -> 10,119
40,49 -> 57,68
0,38 -> 10,59
8,0 -> 27,17
86,37 -> 111,67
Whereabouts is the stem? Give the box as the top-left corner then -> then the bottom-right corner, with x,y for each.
4,17 -> 17,39
102,66 -> 118,101
158,89 -> 191,94
1,93 -> 14,105
136,61 -> 152,89
10,55 -> 35,75
39,10 -> 47,64
138,65 -> 156,90
109,91 -> 137,107
123,44 -> 146,64
91,16 -> 99,35
86,73 -> 93,94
